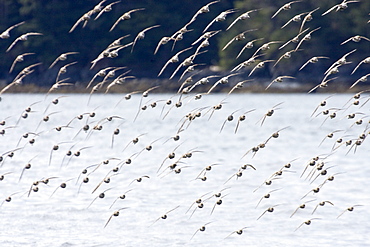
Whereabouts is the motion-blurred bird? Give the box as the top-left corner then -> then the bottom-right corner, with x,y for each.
6,32 -> 43,52
110,8 -> 145,32
0,21 -> 25,39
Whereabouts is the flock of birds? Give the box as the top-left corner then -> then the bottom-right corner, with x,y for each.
0,0 -> 369,244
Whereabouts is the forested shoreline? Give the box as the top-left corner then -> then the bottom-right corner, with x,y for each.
0,0 -> 369,93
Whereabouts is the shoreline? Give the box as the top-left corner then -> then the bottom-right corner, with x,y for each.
0,80 -> 368,95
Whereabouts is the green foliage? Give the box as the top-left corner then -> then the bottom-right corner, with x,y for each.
218,0 -> 369,80
0,0 -> 369,88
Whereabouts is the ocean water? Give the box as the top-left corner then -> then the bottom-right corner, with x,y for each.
0,93 -> 369,246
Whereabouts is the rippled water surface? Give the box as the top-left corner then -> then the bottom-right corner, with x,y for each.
0,93 -> 369,246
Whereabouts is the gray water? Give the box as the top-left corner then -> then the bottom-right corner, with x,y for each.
0,93 -> 369,247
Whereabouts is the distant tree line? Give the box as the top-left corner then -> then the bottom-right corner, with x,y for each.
0,0 -> 369,91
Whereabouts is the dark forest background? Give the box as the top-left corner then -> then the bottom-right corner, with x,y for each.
0,0 -> 369,92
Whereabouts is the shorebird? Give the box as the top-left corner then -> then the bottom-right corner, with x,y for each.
312,201 -> 334,214
87,67 -> 115,89
133,85 -> 160,121
203,9 -> 238,33
226,79 -> 253,95
190,222 -> 213,240
190,0 -> 220,23
0,172 -> 12,181
13,62 -> 42,81
170,22 -> 194,51
319,130 -> 344,147
294,27 -> 321,51
28,177 -> 58,197
222,29 -> 257,51
104,207 -> 129,228
281,11 -> 310,29
195,163 -> 221,181
206,73 -> 239,94
311,95 -> 333,117
0,74 -> 27,96
341,35 -> 370,45
322,0 -> 360,16
308,77 -> 338,94
253,174 -> 282,191
61,145 -> 92,167
256,102 -> 284,126
264,127 -> 290,145
108,43 -> 133,58
179,64 -> 204,81
236,38 -> 264,58
128,175 -> 150,186
192,38 -> 212,62
0,191 -> 23,207
154,36 -> 174,55
234,109 -> 255,133
55,61 -> 78,82
0,21 -> 25,39
252,41 -> 282,57
150,206 -> 180,226
279,28 -> 309,50
6,32 -> 43,52
48,141 -> 70,166
49,178 -> 76,198
46,78 -> 74,97
91,0 -> 107,14
134,137 -> 163,160
290,199 -> 316,218
274,49 -> 300,67
257,205 -> 280,220
91,173 -> 119,194
294,218 -> 321,232
209,194 -> 228,215
105,75 -> 135,94
299,56 -> 329,71
219,109 -> 240,133
158,47 -> 193,77
226,9 -> 260,31
49,52 -> 79,69
224,227 -> 249,239
110,8 -> 145,32
351,57 -> 370,75
249,60 -> 275,77
0,125 -> 17,136
192,30 -> 221,46
337,205 -> 363,218
94,1 -> 121,20
100,67 -> 127,87
131,25 -> 160,53
325,49 -> 356,74
169,50 -> 208,80
69,10 -> 94,33
158,143 -> 183,173
18,156 -> 37,182
186,192 -> 212,218
255,189 -> 281,208
271,1 -> 302,19
299,7 -> 320,32
0,148 -> 23,167
350,74 -> 370,89
301,187 -> 322,200
9,53 -> 35,73
224,164 -> 256,184
109,189 -> 133,209
265,76 -> 295,90
108,34 -> 131,48
90,46 -> 119,69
